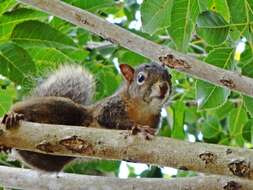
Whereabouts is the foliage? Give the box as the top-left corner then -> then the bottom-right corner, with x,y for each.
0,0 -> 253,179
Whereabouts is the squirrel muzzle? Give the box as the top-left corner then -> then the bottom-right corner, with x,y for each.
150,81 -> 170,100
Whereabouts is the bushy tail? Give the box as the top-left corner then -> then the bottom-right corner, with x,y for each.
33,65 -> 95,105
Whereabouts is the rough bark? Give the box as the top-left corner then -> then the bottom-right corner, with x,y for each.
17,0 -> 253,97
1,121 -> 253,179
1,165 -> 253,190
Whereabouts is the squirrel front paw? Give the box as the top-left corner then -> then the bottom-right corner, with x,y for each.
0,145 -> 12,153
1,112 -> 24,129
130,125 -> 156,140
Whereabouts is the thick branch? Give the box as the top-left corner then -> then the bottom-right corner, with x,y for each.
1,166 -> 253,190
18,0 -> 253,97
0,166 -> 253,190
1,121 -> 253,179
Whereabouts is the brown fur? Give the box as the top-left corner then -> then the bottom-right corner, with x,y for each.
4,63 -> 171,172
123,96 -> 160,128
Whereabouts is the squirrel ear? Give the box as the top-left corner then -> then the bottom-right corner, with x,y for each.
119,64 -> 135,83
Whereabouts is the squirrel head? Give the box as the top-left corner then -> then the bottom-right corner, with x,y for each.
119,62 -> 172,112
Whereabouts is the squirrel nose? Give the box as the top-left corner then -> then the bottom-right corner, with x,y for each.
159,82 -> 168,99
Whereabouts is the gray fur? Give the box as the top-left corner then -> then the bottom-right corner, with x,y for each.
33,65 -> 95,105
15,64 -> 95,171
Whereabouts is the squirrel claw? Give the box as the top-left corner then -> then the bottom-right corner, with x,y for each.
130,125 -> 156,140
1,112 -> 24,129
0,145 -> 12,153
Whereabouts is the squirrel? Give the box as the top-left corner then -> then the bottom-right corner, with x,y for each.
1,62 -> 172,172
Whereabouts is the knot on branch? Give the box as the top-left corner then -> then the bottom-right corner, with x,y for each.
223,181 -> 242,190
36,141 -> 55,153
228,160 -> 250,177
159,54 -> 191,69
226,148 -> 233,155
199,151 -> 216,164
75,13 -> 95,27
220,79 -> 236,89
60,135 -> 93,154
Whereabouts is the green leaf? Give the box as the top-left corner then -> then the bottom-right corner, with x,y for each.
243,95 -> 253,117
0,84 -> 16,116
118,51 -> 147,66
184,106 -> 200,124
201,116 -> 222,139
196,48 -> 233,109
26,47 -> 74,75
11,20 -> 77,50
0,0 -> 16,15
218,137 -> 230,145
85,62 -> 121,100
229,27 -> 241,41
140,166 -> 162,178
0,42 -> 36,85
241,45 -> 253,77
0,8 -> 48,42
212,101 -> 234,120
168,0 -> 199,52
158,118 -> 171,137
208,0 -> 230,22
10,20 -> 88,66
196,11 -> 229,46
228,105 -> 248,141
205,48 -> 233,68
76,28 -> 91,45
49,17 -> 73,34
65,160 -> 120,175
227,0 -> 247,31
60,48 -> 89,61
248,0 -> 253,11
63,0 -> 114,12
141,0 -> 173,34
242,119 -> 253,142
196,80 -> 230,110
171,101 -> 185,139
95,160 -> 120,173
197,0 -> 208,12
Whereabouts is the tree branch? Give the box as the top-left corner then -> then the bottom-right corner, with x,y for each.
17,0 -> 253,97
1,166 -> 253,190
1,121 -> 253,179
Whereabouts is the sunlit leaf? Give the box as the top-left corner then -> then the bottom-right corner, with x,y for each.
171,101 -> 185,139
227,0 -> 247,31
228,105 -> 248,145
208,0 -> 230,22
0,8 -> 47,42
168,0 -> 199,52
141,0 -> 173,34
63,0 -> 114,12
0,0 -> 16,15
201,116 -> 222,139
196,48 -> 233,109
242,119 -> 253,142
11,20 -> 77,49
0,42 -> 36,85
243,95 -> 253,117
196,11 -> 229,46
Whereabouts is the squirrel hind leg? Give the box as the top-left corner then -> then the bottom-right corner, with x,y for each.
33,65 -> 96,105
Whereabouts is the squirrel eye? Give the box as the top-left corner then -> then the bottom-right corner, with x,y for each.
137,72 -> 146,85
